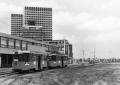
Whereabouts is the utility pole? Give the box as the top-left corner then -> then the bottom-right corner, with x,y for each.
82,44 -> 84,64
68,44 -> 69,58
64,36 -> 65,54
94,47 -> 96,64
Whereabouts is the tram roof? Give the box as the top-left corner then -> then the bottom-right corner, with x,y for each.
48,53 -> 68,56
14,50 -> 46,54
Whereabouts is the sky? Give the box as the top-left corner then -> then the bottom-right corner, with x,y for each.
0,0 -> 120,59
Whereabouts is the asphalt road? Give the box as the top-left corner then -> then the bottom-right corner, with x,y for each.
1,63 -> 120,85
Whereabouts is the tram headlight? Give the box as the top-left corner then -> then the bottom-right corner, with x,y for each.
25,63 -> 29,65
54,62 -> 56,63
14,59 -> 18,61
59,61 -> 61,63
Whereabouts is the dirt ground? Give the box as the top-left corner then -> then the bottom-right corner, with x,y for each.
1,63 -> 120,85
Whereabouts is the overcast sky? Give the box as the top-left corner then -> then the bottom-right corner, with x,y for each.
1,0 -> 120,59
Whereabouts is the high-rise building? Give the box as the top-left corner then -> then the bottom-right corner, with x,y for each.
11,6 -> 52,41
11,14 -> 23,37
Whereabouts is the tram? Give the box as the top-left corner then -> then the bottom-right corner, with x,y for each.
12,50 -> 47,72
12,50 -> 68,73
47,53 -> 68,68
47,54 -> 62,68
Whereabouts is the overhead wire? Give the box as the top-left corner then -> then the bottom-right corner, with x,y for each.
0,20 -> 10,27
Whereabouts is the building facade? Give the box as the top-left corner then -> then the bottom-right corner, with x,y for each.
11,14 -> 23,37
46,40 -> 73,59
11,6 -> 52,41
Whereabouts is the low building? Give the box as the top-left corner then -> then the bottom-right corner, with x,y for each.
46,39 -> 73,63
0,32 -> 59,68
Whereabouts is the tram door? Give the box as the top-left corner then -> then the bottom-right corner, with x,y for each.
38,55 -> 41,70
61,56 -> 64,67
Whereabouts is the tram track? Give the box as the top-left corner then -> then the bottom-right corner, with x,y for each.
0,66 -> 70,85
0,71 -> 20,78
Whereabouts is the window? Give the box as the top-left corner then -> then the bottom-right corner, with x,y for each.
22,41 -> 27,50
8,38 -> 14,48
24,54 -> 29,62
1,37 -> 7,48
16,40 -> 21,49
51,55 -> 56,61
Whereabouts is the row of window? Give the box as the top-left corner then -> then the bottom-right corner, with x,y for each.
11,24 -> 22,26
23,36 -> 52,39
25,7 -> 52,11
11,17 -> 22,19
14,53 -> 47,62
0,36 -> 27,50
0,36 -> 59,53
11,21 -> 22,22
11,14 -> 23,17
26,20 -> 52,22
25,17 -> 52,18
25,12 -> 52,14
25,11 -> 52,13
22,32 -> 51,34
25,15 -> 52,17
11,22 -> 22,23
25,11 -> 52,14
25,14 -> 52,16
11,20 -> 52,22
25,22 -> 52,24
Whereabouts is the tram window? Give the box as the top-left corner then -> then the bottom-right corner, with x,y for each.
14,54 -> 19,59
22,55 -> 25,61
14,54 -> 19,61
57,55 -> 61,60
56,55 -> 59,61
19,55 -> 23,61
51,55 -> 56,61
30,54 -> 33,61
25,54 -> 29,62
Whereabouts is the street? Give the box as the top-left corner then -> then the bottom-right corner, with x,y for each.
0,63 -> 120,85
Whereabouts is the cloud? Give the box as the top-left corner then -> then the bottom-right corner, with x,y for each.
83,31 -> 120,43
101,0 -> 120,10
53,11 -> 92,26
53,33 -> 81,44
28,0 -> 66,10
0,3 -> 23,34
0,3 -> 23,17
75,16 -> 120,31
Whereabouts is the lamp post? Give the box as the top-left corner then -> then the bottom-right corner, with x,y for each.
64,36 -> 65,54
